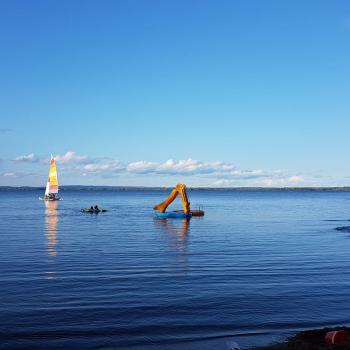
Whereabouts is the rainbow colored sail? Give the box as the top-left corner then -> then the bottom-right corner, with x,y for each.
45,155 -> 59,196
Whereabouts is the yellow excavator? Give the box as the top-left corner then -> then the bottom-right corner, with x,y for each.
153,183 -> 204,218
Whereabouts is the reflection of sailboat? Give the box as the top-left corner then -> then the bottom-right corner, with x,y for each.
45,200 -> 58,257
39,155 -> 61,201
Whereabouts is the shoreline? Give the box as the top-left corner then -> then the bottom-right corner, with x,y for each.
254,345 -> 287,350
252,326 -> 350,350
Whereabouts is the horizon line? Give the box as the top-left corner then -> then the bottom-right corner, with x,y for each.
2,185 -> 350,191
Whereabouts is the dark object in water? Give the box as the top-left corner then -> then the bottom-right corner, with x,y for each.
325,330 -> 349,345
335,226 -> 350,232
81,208 -> 107,213
287,327 -> 350,350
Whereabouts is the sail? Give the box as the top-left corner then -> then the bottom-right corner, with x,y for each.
45,155 -> 59,195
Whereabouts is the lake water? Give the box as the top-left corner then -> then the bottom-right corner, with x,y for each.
1,189 -> 350,350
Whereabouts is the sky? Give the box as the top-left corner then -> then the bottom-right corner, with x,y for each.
0,0 -> 350,187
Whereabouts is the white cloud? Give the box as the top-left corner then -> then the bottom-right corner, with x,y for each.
127,159 -> 236,175
83,160 -> 124,174
5,150 -> 313,187
124,159 -> 306,187
14,153 -> 38,162
127,161 -> 157,173
255,175 -> 305,187
2,172 -> 16,177
54,155 -> 305,186
158,159 -> 200,173
213,172 -> 304,187
158,159 -> 205,173
288,175 -> 304,183
212,179 -> 236,186
54,151 -> 87,164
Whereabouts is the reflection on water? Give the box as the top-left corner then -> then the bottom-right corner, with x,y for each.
5,191 -> 350,350
45,201 -> 59,258
154,217 -> 190,239
154,218 -> 190,256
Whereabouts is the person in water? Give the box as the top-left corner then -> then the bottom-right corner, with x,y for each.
83,205 -> 104,213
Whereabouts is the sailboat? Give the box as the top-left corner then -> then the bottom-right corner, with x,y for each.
39,155 -> 61,201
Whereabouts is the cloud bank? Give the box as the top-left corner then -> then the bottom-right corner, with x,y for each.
2,150 -> 320,187
33,151 -> 304,186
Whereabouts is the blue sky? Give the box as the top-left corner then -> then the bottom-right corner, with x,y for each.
1,0 -> 350,187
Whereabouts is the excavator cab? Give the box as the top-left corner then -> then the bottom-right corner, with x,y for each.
153,183 -> 204,218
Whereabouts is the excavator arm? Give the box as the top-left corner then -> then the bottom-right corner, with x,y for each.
153,183 -> 190,214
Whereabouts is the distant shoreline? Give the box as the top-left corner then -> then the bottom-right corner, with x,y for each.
2,185 -> 350,192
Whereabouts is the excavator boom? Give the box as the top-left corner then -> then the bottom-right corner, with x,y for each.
153,183 -> 190,214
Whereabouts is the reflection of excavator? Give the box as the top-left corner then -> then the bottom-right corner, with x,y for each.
153,183 -> 204,218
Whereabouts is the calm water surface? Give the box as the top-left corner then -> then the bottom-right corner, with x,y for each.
1,189 -> 350,350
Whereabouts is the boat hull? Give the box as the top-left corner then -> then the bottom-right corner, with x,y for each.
155,211 -> 192,219
154,209 -> 204,218
39,197 -> 62,201
81,209 -> 107,213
